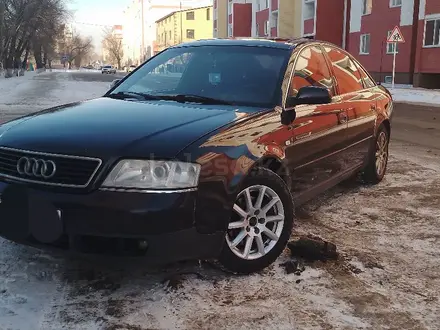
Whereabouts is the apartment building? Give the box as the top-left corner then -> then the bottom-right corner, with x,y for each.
213,0 -> 440,88
214,0 -> 302,38
156,6 -> 213,53
346,0 -> 440,88
122,0 -> 211,65
414,0 -> 440,87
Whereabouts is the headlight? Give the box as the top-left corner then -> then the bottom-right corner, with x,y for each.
102,159 -> 201,189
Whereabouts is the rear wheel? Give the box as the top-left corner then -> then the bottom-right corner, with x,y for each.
218,168 -> 294,274
362,125 -> 389,184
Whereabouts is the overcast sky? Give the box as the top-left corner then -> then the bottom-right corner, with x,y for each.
66,0 -> 213,54
67,0 -> 127,54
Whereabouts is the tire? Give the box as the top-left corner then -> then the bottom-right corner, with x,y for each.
362,124 -> 390,184
218,167 -> 295,274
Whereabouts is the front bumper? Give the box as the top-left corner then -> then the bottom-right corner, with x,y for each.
0,181 -> 224,263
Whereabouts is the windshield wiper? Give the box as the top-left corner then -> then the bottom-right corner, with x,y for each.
159,94 -> 234,105
107,92 -> 234,105
106,91 -> 162,101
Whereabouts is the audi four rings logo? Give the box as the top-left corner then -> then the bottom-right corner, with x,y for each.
16,157 -> 57,179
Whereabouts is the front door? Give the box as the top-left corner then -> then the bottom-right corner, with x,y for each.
283,45 -> 349,203
322,45 -> 378,166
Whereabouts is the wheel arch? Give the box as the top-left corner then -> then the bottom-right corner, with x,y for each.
246,155 -> 292,191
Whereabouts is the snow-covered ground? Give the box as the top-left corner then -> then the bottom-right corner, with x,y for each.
383,83 -> 440,106
0,71 -> 109,123
0,71 -> 440,329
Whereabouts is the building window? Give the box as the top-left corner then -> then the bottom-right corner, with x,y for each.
424,18 -> 440,47
390,0 -> 402,7
186,11 -> 194,20
228,1 -> 233,14
186,29 -> 195,39
264,0 -> 269,9
303,0 -> 316,20
264,20 -> 269,36
228,25 -> 233,37
256,23 -> 259,37
362,0 -> 372,15
360,34 -> 370,54
386,30 -> 399,53
169,31 -> 172,40
206,8 -> 210,20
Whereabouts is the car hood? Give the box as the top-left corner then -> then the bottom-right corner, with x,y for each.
0,97 -> 256,160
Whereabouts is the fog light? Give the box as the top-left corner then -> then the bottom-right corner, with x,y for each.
138,240 -> 148,250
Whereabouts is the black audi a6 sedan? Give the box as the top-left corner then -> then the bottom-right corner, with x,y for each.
0,38 -> 393,274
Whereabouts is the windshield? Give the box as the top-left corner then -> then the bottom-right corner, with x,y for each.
109,45 -> 290,107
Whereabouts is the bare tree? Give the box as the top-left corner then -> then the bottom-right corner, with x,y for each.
64,32 -> 93,68
102,27 -> 123,69
1,0 -> 68,77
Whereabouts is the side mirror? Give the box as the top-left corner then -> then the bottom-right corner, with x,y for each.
109,79 -> 121,89
286,86 -> 331,108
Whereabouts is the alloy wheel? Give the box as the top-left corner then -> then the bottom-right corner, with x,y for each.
375,131 -> 388,177
226,185 -> 285,261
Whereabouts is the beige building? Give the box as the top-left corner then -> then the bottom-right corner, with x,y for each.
213,0 -> 302,39
156,5 -> 213,52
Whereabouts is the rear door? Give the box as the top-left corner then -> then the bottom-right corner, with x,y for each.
322,45 -> 378,166
284,44 -> 349,201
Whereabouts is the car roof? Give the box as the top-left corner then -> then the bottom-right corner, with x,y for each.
173,37 -> 318,50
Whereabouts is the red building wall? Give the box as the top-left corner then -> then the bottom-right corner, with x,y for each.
347,0 -> 414,81
426,0 -> 440,13
233,3 -> 252,37
315,0 -> 345,47
304,18 -> 314,35
256,8 -> 269,36
415,0 -> 440,74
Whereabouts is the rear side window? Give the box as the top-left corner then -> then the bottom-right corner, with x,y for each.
289,45 -> 335,97
354,60 -> 376,88
324,46 -> 364,94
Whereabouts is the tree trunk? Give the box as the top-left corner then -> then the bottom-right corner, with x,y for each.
4,35 -> 16,77
33,43 -> 44,69
22,45 -> 30,69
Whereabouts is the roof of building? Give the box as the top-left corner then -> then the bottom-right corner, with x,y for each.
171,37 -> 316,50
155,5 -> 212,23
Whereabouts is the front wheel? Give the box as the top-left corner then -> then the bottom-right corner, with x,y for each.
362,124 -> 390,184
218,167 -> 294,274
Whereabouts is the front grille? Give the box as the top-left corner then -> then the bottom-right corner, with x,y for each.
0,147 -> 102,188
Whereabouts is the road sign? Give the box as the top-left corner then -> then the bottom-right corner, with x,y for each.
387,26 -> 405,43
387,26 -> 405,89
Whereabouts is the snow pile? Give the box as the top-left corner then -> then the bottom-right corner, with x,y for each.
383,83 -> 440,106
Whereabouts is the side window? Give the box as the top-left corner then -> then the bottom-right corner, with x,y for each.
288,45 -> 335,98
324,46 -> 364,94
354,60 -> 376,88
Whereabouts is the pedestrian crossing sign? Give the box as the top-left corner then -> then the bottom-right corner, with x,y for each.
387,26 -> 405,43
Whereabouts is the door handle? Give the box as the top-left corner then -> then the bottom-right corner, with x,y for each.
338,112 -> 348,124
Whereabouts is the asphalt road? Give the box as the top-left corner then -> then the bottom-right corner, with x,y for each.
70,70 -> 127,82
392,102 -> 440,152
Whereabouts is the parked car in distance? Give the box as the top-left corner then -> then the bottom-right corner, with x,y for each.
127,65 -> 137,73
0,38 -> 393,274
101,65 -> 116,74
